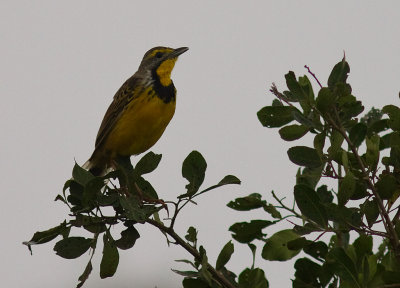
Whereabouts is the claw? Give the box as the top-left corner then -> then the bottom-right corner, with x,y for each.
134,182 -> 169,217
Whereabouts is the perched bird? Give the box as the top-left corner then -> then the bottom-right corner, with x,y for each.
83,46 -> 188,176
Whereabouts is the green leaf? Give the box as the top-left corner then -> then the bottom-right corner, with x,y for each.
82,178 -> 104,207
294,184 -> 328,227
327,57 -> 350,88
262,229 -> 300,261
185,226 -> 198,243
229,220 -> 273,243
119,195 -> 147,223
294,258 -> 321,286
303,241 -> 328,261
298,75 -> 314,102
248,244 -> 257,269
316,185 -> 333,204
77,260 -> 93,288
320,262 -> 335,287
354,234 -> 373,262
76,260 -> 93,288
370,119 -> 390,137
53,237 -> 92,259
327,247 -> 360,286
287,146 -> 322,168
263,203 -> 282,219
115,226 -> 140,250
135,176 -> 159,199
198,175 -> 241,195
293,223 -> 321,235
296,166 -> 323,190
23,221 -> 68,248
227,193 -> 265,211
338,172 -> 356,206
72,162 -> 95,186
257,106 -> 298,128
325,204 -> 363,229
350,179 -> 368,200
316,88 -> 336,113
271,98 -> 283,106
198,246 -> 212,285
376,174 -> 398,200
338,94 -> 364,122
67,181 -> 84,207
363,200 -> 379,227
135,152 -> 162,176
70,215 -> 107,233
383,271 -> 400,285
292,110 -> 316,128
382,105 -> 400,131
238,268 -> 269,288
287,237 -> 310,250
216,241 -> 234,270
349,123 -> 367,147
361,107 -> 383,126
327,130 -> 344,158
381,132 -> 400,150
282,90 -> 299,102
100,232 -> 119,279
181,151 -> 207,197
366,134 -> 380,169
314,132 -> 326,157
279,124 -> 309,141
285,71 -> 308,101
54,194 -> 67,204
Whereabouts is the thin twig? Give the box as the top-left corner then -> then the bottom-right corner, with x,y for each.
271,191 -> 302,218
270,83 -> 295,107
146,218 -> 236,288
304,65 -> 323,88
327,107 -> 400,259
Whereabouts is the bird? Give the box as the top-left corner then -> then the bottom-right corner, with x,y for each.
83,46 -> 188,176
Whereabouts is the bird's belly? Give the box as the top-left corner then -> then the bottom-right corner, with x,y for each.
105,95 -> 176,156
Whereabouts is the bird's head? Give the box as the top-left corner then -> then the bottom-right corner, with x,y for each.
139,46 -> 189,86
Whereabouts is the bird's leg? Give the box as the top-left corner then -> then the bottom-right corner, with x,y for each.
134,182 -> 169,215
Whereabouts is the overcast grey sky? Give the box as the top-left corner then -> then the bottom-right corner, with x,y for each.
2,1 -> 400,287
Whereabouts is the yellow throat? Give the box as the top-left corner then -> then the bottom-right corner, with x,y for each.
156,58 -> 177,86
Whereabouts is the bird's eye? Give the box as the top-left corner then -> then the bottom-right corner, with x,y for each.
155,52 -> 163,58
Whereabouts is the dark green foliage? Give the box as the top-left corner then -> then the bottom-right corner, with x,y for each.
257,106 -> 298,128
54,237 -> 92,259
294,184 -> 328,227
287,146 -> 323,168
25,150 -> 240,287
181,150 -> 207,197
229,220 -> 273,243
238,268 -> 269,288
216,241 -> 234,270
134,151 -> 162,176
251,57 -> 400,287
279,124 -> 309,141
100,232 -> 119,278
262,229 -> 301,261
25,57 -> 400,288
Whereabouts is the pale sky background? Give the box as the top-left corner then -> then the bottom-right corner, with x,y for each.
2,1 -> 400,288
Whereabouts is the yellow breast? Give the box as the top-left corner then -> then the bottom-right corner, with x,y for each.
104,88 -> 176,157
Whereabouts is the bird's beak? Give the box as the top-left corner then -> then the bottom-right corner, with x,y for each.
170,47 -> 189,58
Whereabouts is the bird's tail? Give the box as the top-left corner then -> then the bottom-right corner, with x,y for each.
82,158 -> 109,177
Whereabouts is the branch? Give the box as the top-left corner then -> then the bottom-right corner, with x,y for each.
270,83 -> 295,107
271,191 -> 302,218
327,108 -> 400,259
304,65 -> 323,89
146,218 -> 236,288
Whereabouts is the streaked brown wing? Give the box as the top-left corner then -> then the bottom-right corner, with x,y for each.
94,75 -> 141,149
